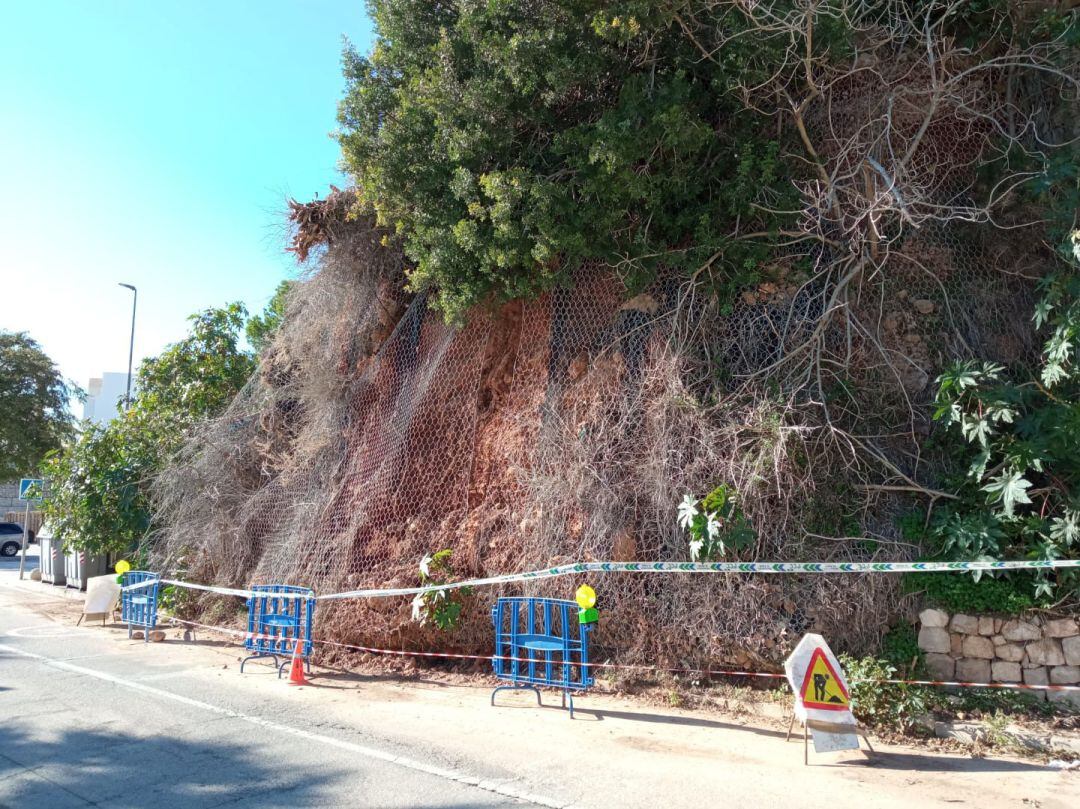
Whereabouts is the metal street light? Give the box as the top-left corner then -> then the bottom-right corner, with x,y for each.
118,283 -> 137,408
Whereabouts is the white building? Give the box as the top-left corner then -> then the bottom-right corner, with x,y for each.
82,372 -> 131,425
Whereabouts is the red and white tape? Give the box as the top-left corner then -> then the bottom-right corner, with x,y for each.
162,617 -> 1080,692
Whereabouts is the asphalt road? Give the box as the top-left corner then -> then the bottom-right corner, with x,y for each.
0,581 -> 526,809
1,573 -> 1076,809
0,545 -> 38,572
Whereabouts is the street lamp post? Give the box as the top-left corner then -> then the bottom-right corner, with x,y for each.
119,283 -> 137,408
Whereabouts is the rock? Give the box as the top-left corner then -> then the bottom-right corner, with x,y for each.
149,630 -> 166,643
29,568 -> 41,581
962,635 -> 995,659
994,618 -> 1004,633
950,614 -> 979,634
919,608 -> 949,628
1025,638 -> 1066,667
1043,618 -> 1079,638
991,661 -> 1022,682
956,658 -> 990,683
1001,619 -> 1041,642
1049,665 -> 1080,685
992,634 -> 1005,646
1023,666 -> 1049,686
934,721 -> 985,745
924,653 -> 955,681
918,626 -> 951,654
950,633 -> 963,656
996,643 -> 1024,662
913,299 -> 936,314
1063,635 -> 1080,666
131,631 -> 144,640
978,616 -> 995,636
1048,691 -> 1080,710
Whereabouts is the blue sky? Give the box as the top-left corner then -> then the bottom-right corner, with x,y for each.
0,1 -> 373,401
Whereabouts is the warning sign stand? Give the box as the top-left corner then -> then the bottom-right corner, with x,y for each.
784,634 -> 875,765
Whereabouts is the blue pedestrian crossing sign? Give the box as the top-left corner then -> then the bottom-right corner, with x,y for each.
18,478 -> 44,501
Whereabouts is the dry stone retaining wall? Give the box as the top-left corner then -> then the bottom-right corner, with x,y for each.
917,608 -> 1080,707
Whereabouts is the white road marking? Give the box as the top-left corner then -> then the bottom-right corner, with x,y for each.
0,642 -> 579,809
5,624 -> 92,638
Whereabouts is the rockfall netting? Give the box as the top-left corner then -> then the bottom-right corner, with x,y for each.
151,198 -> 1049,672
153,4 -> 1076,672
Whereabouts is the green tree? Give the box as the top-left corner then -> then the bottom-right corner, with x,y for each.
337,1 -> 794,321
0,331 -> 80,480
42,304 -> 255,554
246,280 -> 293,353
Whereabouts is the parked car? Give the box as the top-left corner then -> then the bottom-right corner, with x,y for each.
0,522 -> 34,557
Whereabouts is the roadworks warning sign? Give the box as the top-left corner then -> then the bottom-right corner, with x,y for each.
799,647 -> 850,710
785,634 -> 859,754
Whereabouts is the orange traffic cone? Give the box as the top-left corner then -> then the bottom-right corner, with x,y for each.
287,637 -> 309,686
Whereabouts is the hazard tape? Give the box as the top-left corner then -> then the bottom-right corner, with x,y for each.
163,617 -> 1080,692
316,558 -> 1080,601
122,558 -> 1080,601
871,678 -> 1080,692
121,578 -> 314,600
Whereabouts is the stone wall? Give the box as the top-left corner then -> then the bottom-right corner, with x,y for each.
917,608 -> 1080,707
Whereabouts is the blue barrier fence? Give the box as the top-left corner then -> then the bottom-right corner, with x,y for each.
120,571 -> 160,642
241,584 -> 315,678
491,596 -> 595,718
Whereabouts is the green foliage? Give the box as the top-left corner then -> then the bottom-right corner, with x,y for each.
0,331 -> 81,480
927,232 -> 1080,602
904,571 -> 1044,614
878,623 -> 924,678
412,549 -> 473,631
42,304 -> 255,555
337,1 -> 798,321
246,280 -> 292,353
955,688 -> 1055,718
678,485 -> 755,560
840,654 -> 932,733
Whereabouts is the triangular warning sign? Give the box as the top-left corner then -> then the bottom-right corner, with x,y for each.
798,647 -> 849,711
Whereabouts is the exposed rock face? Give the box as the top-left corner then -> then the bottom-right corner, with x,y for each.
916,609 -> 1080,698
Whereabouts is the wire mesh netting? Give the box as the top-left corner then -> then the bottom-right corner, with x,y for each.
153,3 -> 1075,671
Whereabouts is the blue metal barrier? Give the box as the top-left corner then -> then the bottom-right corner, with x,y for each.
241,584 -> 315,678
491,596 -> 595,718
121,571 -> 160,642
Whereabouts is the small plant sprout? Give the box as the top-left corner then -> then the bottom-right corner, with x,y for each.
413,549 -> 474,631
677,484 -> 754,562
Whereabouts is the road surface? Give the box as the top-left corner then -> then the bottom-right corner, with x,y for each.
0,572 -> 1076,808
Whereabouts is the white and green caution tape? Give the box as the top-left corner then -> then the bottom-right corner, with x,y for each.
315,558 -> 1080,601
121,558 -> 1080,601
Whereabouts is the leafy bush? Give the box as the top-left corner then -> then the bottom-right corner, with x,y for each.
840,654 -> 932,733
411,549 -> 473,631
677,484 -> 754,560
925,231 -> 1080,603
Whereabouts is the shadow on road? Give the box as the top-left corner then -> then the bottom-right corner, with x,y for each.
855,749 -> 1053,773
0,722 -> 342,808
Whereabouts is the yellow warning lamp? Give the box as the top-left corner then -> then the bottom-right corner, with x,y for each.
115,559 -> 131,575
575,585 -> 598,625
